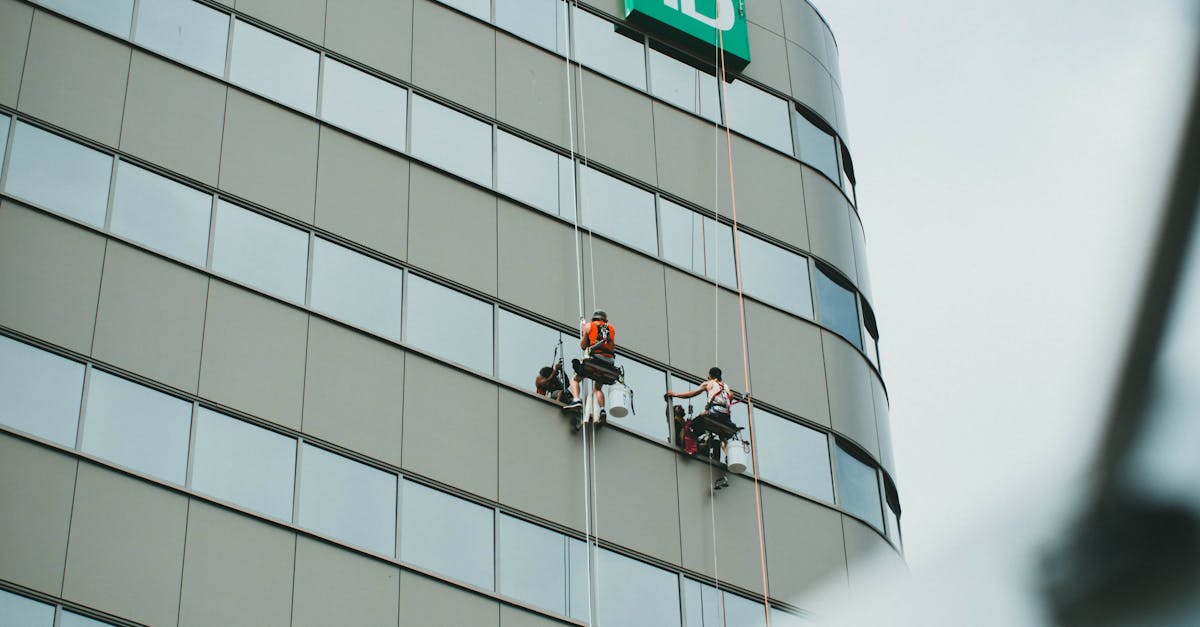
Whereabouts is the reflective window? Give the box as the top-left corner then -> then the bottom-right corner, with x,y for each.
0,115 -> 9,172
835,441 -> 883,530
647,48 -> 720,122
111,161 -> 212,266
297,444 -> 397,556
435,0 -> 490,21
3,122 -> 112,228
405,274 -> 494,373
496,0 -> 567,53
753,410 -> 833,502
596,548 -> 680,627
659,198 -> 734,286
400,480 -> 494,590
571,7 -> 646,90
861,303 -> 880,368
578,166 -> 657,254
228,19 -> 319,114
0,589 -> 54,627
0,336 -> 84,447
81,371 -> 191,485
496,130 -> 574,220
320,58 -> 408,152
210,200 -> 309,303
724,80 -> 793,154
567,538 -> 591,622
409,95 -> 493,187
132,0 -> 230,76
310,238 -> 404,341
191,408 -> 297,521
497,514 -> 567,614
496,310 -> 571,392
612,358 -> 668,442
684,578 -> 766,627
36,0 -> 134,38
792,110 -> 840,185
738,235 -> 814,318
839,145 -> 856,201
885,499 -> 902,548
815,266 -> 862,349
60,611 -> 116,627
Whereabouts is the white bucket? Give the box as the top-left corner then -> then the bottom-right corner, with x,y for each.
727,441 -> 748,474
608,384 -> 631,418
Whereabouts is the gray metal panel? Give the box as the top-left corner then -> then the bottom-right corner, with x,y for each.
849,210 -> 872,300
787,42 -> 837,127
662,268 -> 747,392
842,515 -> 905,593
761,484 -> 847,602
92,243 -> 208,393
727,135 -> 810,251
497,390 -> 584,531
495,34 -> 570,148
411,0 -> 496,116
325,0 -> 414,81
293,536 -> 401,627
744,300 -> 830,427
178,501 -> 295,627
399,570 -> 500,627
408,165 -> 498,295
198,281 -> 308,430
746,0 -> 784,36
780,0 -> 830,72
871,373 -> 895,477
236,0 -> 327,43
402,354 -> 499,500
303,318 -> 405,467
822,331 -> 879,460
500,605 -> 568,627
594,430 -> 682,565
219,90 -> 319,223
121,52 -> 227,186
580,0 -> 623,20
0,0 -> 32,107
677,457 -> 767,593
496,200 -> 580,328
741,23 -> 791,97
17,12 -> 129,146
315,127 -> 410,260
0,202 -> 105,354
802,167 -> 857,279
581,238 -> 669,364
576,69 -> 658,186
0,433 -> 76,595
651,101 -> 721,214
62,463 -> 187,627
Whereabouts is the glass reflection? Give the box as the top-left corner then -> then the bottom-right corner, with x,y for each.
596,548 -> 680,627
684,578 -> 766,627
81,370 -> 192,485
228,19 -> 320,114
409,95 -> 493,187
210,200 -> 309,304
792,110 -> 840,185
0,589 -> 54,627
495,0 -> 567,53
753,409 -> 834,502
567,538 -> 591,622
400,480 -> 495,590
3,122 -> 112,228
497,514 -> 568,614
571,7 -> 646,90
659,198 -> 735,286
190,408 -> 297,521
405,274 -> 494,373
738,235 -> 814,318
111,161 -> 212,266
836,442 -> 884,530
611,358 -> 669,442
435,0 -> 490,22
496,130 -> 563,218
310,238 -> 404,341
320,58 -> 408,152
496,310 -> 572,393
0,116 -> 9,172
724,80 -> 792,154
297,444 -> 397,556
36,0 -> 133,38
0,335 -> 85,447
59,611 -> 115,627
647,49 -> 720,123
815,267 -> 862,349
132,0 -> 230,76
578,166 -> 657,254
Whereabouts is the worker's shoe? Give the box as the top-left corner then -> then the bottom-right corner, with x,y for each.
597,409 -> 607,427
563,398 -> 582,410
713,475 -> 729,491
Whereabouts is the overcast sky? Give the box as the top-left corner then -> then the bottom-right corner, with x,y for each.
810,0 -> 1198,571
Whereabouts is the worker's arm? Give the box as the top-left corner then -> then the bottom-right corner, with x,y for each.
666,383 -> 708,400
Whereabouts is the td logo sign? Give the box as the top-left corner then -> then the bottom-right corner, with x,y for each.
625,0 -> 751,70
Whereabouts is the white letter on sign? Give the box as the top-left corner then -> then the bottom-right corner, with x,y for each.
678,0 -> 736,31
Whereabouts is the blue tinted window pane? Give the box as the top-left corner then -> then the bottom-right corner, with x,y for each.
557,156 -> 577,221
0,116 -> 9,172
3,122 -> 112,227
310,238 -> 404,341
567,538 -> 590,622
81,371 -> 191,484
111,161 -> 212,266
659,199 -> 734,286
596,548 -> 680,627
409,95 -> 493,187
405,275 -> 494,373
133,0 -> 230,76
754,410 -> 833,502
435,0 -> 490,21
496,310 -> 571,393
0,589 -> 55,627
0,336 -> 84,447
229,19 -> 319,114
59,612 -> 115,627
724,80 -> 792,154
191,408 -> 296,520
578,166 -> 657,254
614,358 -> 669,442
298,444 -> 397,556
36,0 -> 133,38
572,8 -> 646,90
836,443 -> 883,529
400,480 -> 494,590
497,514 -> 567,614
738,235 -> 814,318
816,268 -> 862,348
496,0 -> 567,53
320,58 -> 408,152
792,110 -> 840,185
684,579 -> 765,627
647,49 -> 719,122
211,201 -> 309,303
496,130 -> 561,217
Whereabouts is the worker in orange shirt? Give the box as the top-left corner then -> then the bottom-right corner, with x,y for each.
564,309 -> 616,429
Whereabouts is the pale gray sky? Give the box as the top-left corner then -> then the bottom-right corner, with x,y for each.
811,0 -> 1198,570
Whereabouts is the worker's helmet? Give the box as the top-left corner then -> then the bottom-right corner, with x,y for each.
592,309 -> 608,321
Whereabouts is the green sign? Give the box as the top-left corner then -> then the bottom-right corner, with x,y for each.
624,0 -> 751,71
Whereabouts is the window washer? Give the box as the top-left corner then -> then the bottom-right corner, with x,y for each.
564,309 -> 617,429
673,404 -> 698,455
665,367 -> 741,489
535,359 -> 569,403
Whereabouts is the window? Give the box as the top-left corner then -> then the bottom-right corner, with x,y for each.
647,48 -> 720,123
110,161 -> 212,266
683,578 -> 766,627
435,0 -> 490,22
210,200 -> 309,303
496,130 -> 574,220
840,144 -> 856,201
738,234 -> 814,318
60,611 -> 116,627
862,302 -> 880,368
792,109 -> 840,185
36,0 -> 134,38
0,336 -> 85,447
567,538 -> 591,622
659,198 -> 735,286
571,7 -> 646,91
497,514 -> 568,614
0,115 -> 9,172
190,408 -> 297,521
297,444 -> 397,556
3,122 -> 112,228
405,274 -> 494,373
409,95 -> 493,187
724,80 -> 793,154
132,0 -> 230,76
496,310 -> 571,392
615,358 -> 669,442
578,166 -> 657,255
495,0 -> 567,53
596,548 -> 680,627
815,265 -> 862,349
320,58 -> 408,152
400,480 -> 495,590
835,441 -> 884,530
753,409 -> 834,502
883,477 -> 902,548
310,238 -> 404,341
0,589 -> 54,627
80,371 -> 192,485
229,19 -> 319,114
770,607 -> 816,627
